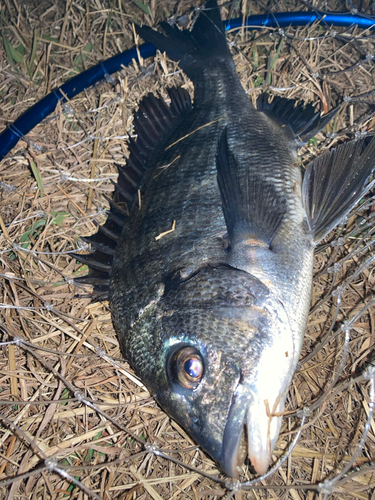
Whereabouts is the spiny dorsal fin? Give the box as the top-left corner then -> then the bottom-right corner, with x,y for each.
73,87 -> 192,297
303,137 -> 375,243
216,128 -> 286,249
257,93 -> 339,145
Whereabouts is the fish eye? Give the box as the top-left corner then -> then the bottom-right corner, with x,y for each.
172,347 -> 204,390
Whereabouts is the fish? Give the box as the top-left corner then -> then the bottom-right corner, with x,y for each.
73,0 -> 375,478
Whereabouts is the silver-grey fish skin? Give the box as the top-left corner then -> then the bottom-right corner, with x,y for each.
109,6 -> 314,477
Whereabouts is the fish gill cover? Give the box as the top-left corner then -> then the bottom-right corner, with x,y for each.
1,0 -> 375,499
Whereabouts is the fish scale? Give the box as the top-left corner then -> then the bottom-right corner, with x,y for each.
74,0 -> 375,478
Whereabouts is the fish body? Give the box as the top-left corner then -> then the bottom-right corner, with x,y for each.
110,43 -> 311,475
75,0 -> 375,477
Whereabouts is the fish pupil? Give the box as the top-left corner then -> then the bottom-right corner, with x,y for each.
184,358 -> 202,379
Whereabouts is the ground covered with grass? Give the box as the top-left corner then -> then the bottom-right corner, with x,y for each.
1,0 -> 375,498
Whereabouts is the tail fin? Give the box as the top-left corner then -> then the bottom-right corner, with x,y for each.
136,0 -> 230,80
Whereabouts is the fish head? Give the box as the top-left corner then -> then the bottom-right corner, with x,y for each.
128,265 -> 295,477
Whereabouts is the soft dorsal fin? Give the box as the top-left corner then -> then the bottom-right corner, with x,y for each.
216,128 -> 286,249
303,137 -> 375,243
257,93 -> 339,145
73,87 -> 192,298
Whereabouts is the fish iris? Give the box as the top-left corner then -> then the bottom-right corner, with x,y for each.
173,347 -> 204,389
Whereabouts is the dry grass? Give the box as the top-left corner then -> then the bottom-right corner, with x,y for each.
1,0 -> 375,498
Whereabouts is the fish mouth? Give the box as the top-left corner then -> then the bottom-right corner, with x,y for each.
221,388 -> 285,477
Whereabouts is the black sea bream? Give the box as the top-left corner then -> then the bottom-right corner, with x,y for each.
74,0 -> 375,477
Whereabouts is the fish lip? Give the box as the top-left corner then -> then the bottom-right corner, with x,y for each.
221,385 -> 283,478
221,389 -> 252,478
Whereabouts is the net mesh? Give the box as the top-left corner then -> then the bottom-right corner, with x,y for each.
1,0 -> 375,498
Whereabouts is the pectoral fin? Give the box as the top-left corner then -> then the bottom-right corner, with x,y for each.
216,128 -> 287,248
302,137 -> 375,243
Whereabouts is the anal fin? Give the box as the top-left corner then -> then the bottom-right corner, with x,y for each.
216,128 -> 286,249
257,93 -> 339,145
303,137 -> 375,243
